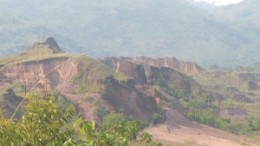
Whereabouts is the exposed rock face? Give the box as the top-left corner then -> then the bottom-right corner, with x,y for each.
147,66 -> 203,98
1,88 -> 23,119
0,57 -> 78,94
28,37 -> 64,54
101,57 -> 205,99
0,55 -> 161,122
45,37 -> 63,53
0,56 -> 82,121
100,57 -> 147,85
102,76 -> 157,121
134,56 -> 203,74
101,56 -> 203,75
147,67 -> 162,84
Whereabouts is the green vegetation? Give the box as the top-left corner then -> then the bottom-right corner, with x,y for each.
0,94 -> 161,146
180,99 -> 260,135
0,47 -> 76,72
191,70 -> 260,136
0,95 -> 75,146
151,107 -> 165,125
95,106 -> 110,120
74,56 -> 128,94
247,117 -> 260,132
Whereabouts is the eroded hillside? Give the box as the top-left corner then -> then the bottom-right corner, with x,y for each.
0,38 -> 159,123
1,39 -> 260,145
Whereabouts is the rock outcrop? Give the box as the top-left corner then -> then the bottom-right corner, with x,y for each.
134,56 -> 203,74
101,56 -> 203,75
101,76 -> 157,121
1,88 -> 23,119
100,57 -> 147,85
45,37 -> 63,53
147,66 -> 204,98
27,37 -> 64,54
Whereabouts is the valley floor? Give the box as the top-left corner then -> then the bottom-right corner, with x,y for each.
145,109 -> 260,146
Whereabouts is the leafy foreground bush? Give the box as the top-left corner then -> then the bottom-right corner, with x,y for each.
0,95 -> 161,146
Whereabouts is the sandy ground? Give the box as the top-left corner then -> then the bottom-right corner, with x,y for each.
145,109 -> 260,146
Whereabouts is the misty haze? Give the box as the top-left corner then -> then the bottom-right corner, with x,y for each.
0,0 -> 260,145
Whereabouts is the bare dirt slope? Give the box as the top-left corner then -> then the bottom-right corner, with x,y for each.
145,109 -> 260,146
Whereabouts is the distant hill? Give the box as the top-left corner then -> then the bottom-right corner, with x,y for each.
0,0 -> 259,67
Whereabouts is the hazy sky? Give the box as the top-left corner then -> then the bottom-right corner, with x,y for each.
193,0 -> 244,6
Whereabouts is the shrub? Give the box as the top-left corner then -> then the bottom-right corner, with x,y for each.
0,95 -> 161,146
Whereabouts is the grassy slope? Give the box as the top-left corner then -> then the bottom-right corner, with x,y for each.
192,71 -> 260,125
73,55 -> 129,94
